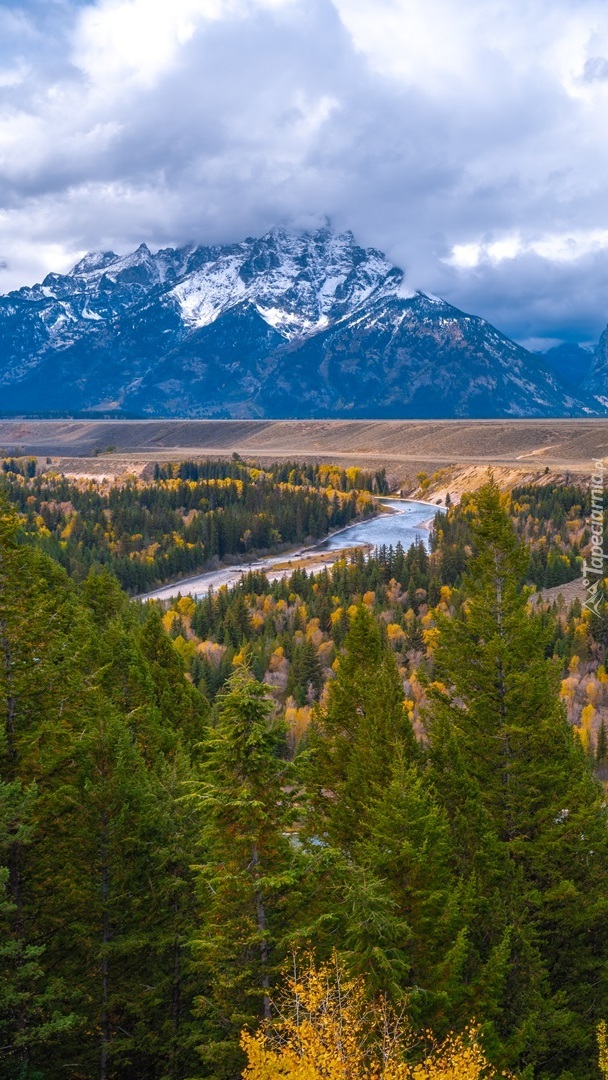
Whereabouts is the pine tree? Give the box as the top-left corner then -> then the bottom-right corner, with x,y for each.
135,746 -> 205,1079
0,774 -> 77,1077
81,565 -> 130,625
192,664 -> 299,1079
1,500 -> 206,1077
351,753 -> 468,1024
137,605 -> 209,746
426,479 -> 608,1076
26,627 -> 204,1080
597,717 -> 608,769
0,496 -> 80,1073
307,604 -> 417,850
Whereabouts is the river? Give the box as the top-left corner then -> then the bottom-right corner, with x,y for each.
314,498 -> 437,552
139,498 -> 441,603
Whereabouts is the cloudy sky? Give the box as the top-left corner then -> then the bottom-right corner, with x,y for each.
2,0 -> 608,348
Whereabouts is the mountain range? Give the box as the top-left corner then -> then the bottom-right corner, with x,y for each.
0,226 -> 605,418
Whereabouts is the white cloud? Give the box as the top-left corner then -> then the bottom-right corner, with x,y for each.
448,229 -> 608,269
0,61 -> 30,88
332,0 -> 605,97
1,0 -> 608,345
75,0 -> 227,87
73,0 -> 297,86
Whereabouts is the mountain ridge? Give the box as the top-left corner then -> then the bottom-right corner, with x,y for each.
0,226 -> 601,418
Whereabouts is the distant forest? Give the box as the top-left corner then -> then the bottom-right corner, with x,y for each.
0,457 -> 388,592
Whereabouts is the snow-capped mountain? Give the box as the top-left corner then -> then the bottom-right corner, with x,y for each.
0,227 -> 594,417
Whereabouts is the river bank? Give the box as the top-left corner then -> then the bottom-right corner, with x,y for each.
137,498 -> 439,603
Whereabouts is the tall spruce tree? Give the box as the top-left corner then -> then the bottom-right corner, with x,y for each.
306,604 -> 417,851
30,692 -> 202,1080
350,753 -> 469,1025
299,603 -> 464,1011
26,595 -> 206,1080
192,664 -> 300,1079
0,496 -> 81,1074
0,773 -> 77,1078
426,479 -> 608,1078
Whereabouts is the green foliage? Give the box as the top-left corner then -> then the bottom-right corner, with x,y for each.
432,481 -> 591,589
426,481 -> 608,1077
192,665 -> 301,1078
350,755 -> 468,1023
188,539 -> 436,705
307,604 -> 417,850
0,777 -> 77,1079
0,494 -> 206,1078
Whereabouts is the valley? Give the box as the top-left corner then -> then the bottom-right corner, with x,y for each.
139,497 -> 437,601
2,417 -> 607,492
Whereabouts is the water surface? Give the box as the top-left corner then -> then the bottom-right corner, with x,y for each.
313,498 -> 439,553
140,498 -> 441,602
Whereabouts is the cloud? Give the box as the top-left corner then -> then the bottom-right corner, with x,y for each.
582,55 -> 608,81
447,229 -> 608,269
0,0 -> 608,345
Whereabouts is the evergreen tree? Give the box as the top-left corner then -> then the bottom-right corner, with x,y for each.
1,499 -> 206,1077
138,605 -> 209,746
0,774 -> 76,1077
192,665 -> 300,1078
351,753 -> 468,1024
426,479 -> 608,1077
307,604 -> 417,850
597,717 -> 607,769
286,639 -> 323,706
0,496 -> 80,1074
24,654 -> 204,1079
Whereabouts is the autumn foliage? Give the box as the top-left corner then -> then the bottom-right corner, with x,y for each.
241,955 -> 506,1080
599,1022 -> 608,1079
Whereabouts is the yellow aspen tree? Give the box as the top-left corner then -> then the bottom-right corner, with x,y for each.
240,954 -> 507,1080
599,1022 -> 608,1079
579,703 -> 596,754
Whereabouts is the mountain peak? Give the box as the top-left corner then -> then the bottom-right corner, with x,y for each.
169,225 -> 398,337
69,251 -> 119,277
0,225 -> 598,419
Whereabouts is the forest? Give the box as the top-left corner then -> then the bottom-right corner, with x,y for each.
0,457 -> 387,593
2,462 -> 608,1080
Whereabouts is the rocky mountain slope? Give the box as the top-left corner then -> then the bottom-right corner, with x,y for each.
0,227 -> 596,418
584,327 -> 608,411
539,343 -> 595,390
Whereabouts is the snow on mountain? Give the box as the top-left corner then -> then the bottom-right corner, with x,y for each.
0,226 -> 598,418
168,227 -> 400,339
68,251 -> 120,277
